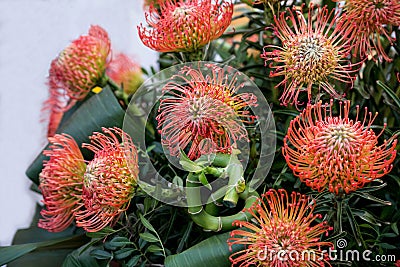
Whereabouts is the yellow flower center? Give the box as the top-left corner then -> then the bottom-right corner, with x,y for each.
322,124 -> 356,152
284,35 -> 338,84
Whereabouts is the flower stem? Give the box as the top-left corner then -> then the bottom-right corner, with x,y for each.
187,173 -> 258,231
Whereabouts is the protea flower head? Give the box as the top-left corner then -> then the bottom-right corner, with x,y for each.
106,52 -> 144,95
38,134 -> 86,232
261,4 -> 359,108
156,64 -> 257,160
228,189 -> 332,267
283,100 -> 398,195
43,25 -> 111,137
335,0 -> 400,62
75,127 -> 139,232
138,0 -> 233,53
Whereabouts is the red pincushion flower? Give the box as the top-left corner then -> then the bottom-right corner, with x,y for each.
228,189 -> 332,267
38,134 -> 86,232
138,0 -> 233,53
283,100 -> 397,194
75,127 -> 139,232
106,52 -> 144,95
156,64 -> 257,160
43,25 -> 111,137
335,0 -> 400,62
261,5 -> 359,108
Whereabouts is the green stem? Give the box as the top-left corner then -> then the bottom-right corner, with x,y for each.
336,197 -> 343,234
223,153 -> 245,207
180,48 -> 205,62
188,183 -> 259,231
187,172 -> 258,231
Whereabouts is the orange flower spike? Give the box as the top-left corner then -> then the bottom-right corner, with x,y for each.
156,64 -> 257,160
283,100 -> 397,194
106,53 -> 144,95
228,189 -> 332,267
49,25 -> 110,102
75,127 -> 139,232
261,5 -> 359,108
43,25 -> 111,137
38,134 -> 86,232
138,0 -> 233,53
335,0 -> 400,61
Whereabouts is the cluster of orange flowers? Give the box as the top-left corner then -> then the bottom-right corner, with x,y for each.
39,127 -> 139,233
43,25 -> 143,137
37,1 -> 399,266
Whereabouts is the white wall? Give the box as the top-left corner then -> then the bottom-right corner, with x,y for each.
0,0 -> 157,246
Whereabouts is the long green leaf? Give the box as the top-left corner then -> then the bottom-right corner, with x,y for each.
378,80 -> 400,109
4,204 -> 87,266
26,86 -> 125,185
62,245 -> 107,267
164,232 -> 242,267
0,234 -> 84,266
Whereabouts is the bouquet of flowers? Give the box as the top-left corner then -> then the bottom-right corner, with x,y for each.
1,0 -> 400,266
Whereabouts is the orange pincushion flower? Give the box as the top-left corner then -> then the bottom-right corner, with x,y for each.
283,100 -> 397,194
106,52 -> 144,95
138,0 -> 233,52
38,134 -> 86,232
43,25 -> 111,137
336,0 -> 400,62
75,127 -> 139,232
228,189 -> 332,267
156,64 -> 257,160
261,5 -> 359,107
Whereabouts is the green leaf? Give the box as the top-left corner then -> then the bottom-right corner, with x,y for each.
85,227 -> 116,239
7,249 -> 76,267
0,234 -> 84,266
138,214 -> 157,233
62,245 -> 106,267
198,171 -> 212,190
378,80 -> 400,109
352,209 -> 386,226
114,248 -> 135,260
89,249 -> 113,260
353,192 -> 392,206
26,86 -> 125,185
108,237 -> 132,248
377,243 -> 397,249
3,204 -> 87,266
165,232 -> 242,267
179,150 -> 203,173
126,255 -> 141,267
146,245 -> 163,253
344,204 -> 363,246
139,232 -> 159,243
379,233 -> 397,238
391,222 -> 399,235
176,222 -> 193,253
